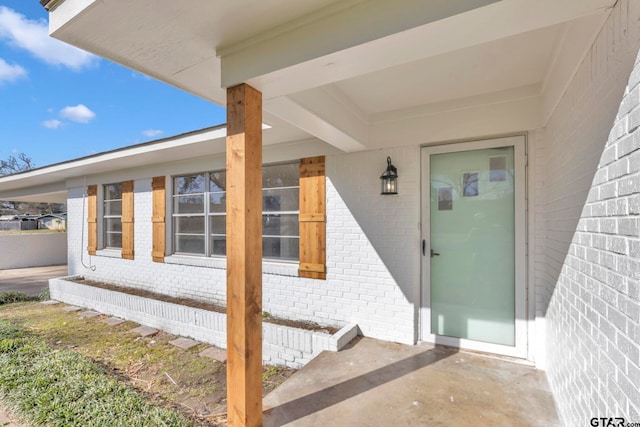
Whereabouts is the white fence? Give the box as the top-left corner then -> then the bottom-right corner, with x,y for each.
0,233 -> 67,269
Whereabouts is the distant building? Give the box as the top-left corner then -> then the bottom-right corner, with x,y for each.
37,214 -> 67,231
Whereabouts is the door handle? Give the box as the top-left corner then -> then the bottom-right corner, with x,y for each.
422,240 -> 425,256
430,249 -> 440,258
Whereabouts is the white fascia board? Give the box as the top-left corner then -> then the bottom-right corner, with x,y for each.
0,127 -> 227,194
49,0 -> 96,34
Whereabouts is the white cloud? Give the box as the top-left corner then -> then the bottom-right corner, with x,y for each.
0,6 -> 97,71
142,129 -> 163,137
59,104 -> 95,123
42,119 -> 62,129
0,57 -> 26,84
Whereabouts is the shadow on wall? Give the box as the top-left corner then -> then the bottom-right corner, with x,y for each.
540,21 -> 640,316
326,147 -> 420,303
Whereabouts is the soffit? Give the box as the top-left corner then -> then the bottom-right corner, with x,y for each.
49,0 -> 343,105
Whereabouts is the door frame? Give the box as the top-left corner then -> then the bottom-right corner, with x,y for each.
419,135 -> 527,358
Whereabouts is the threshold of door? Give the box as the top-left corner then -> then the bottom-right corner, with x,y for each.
416,340 -> 535,367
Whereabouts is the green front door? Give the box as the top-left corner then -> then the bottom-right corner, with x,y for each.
421,136 -> 526,355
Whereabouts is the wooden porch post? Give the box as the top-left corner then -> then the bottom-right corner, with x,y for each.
226,83 -> 263,427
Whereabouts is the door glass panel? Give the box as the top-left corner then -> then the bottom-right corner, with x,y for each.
430,146 -> 515,346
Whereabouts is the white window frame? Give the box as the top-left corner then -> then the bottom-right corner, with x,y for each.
103,182 -> 123,250
172,172 -> 210,256
171,161 -> 300,261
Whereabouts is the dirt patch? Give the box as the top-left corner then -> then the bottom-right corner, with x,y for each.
72,277 -> 339,334
0,302 -> 296,426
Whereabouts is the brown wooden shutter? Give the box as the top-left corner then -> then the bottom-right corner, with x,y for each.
299,156 -> 326,279
87,185 -> 97,255
121,180 -> 134,260
151,176 -> 166,263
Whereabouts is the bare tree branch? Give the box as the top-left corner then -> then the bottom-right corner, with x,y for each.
0,153 -> 34,176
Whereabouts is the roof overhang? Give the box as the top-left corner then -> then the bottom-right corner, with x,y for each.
45,0 -> 614,153
3,0 -> 616,201
0,126 -> 230,202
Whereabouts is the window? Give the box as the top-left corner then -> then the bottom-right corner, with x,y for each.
172,162 -> 300,261
103,183 -> 123,249
262,163 -> 299,261
173,173 -> 208,255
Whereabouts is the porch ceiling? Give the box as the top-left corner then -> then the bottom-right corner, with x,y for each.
47,0 -> 614,151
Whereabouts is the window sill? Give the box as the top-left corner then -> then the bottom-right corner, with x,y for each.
263,261 -> 299,277
95,249 -> 122,259
164,255 -> 299,277
165,254 -> 227,269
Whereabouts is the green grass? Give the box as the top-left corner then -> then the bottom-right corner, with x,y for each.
0,292 -> 39,306
0,319 -> 196,427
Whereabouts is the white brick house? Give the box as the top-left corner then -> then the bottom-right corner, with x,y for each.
2,0 -> 640,423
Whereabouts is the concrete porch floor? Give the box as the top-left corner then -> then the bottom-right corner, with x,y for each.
264,337 -> 560,427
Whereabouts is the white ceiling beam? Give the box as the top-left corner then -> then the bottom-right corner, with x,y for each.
265,92 -> 368,153
219,0 -> 501,92
220,0 -> 615,98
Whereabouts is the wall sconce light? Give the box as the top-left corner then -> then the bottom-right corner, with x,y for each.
380,156 -> 398,195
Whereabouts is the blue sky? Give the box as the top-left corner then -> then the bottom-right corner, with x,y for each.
0,1 -> 226,169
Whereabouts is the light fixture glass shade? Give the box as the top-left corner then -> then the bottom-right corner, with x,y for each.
380,156 -> 398,195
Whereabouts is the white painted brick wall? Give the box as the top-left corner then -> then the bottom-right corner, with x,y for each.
542,0 -> 640,424
66,146 -> 419,346
264,147 -> 419,344
50,277 -> 357,368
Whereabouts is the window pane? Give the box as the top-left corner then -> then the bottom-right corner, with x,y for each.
174,216 -> 205,234
105,183 -> 122,200
174,194 -> 204,214
175,174 -> 206,195
173,164 -> 301,260
263,214 -> 299,237
105,232 -> 122,249
210,236 -> 226,256
104,218 -> 122,233
104,200 -> 122,216
209,215 -> 226,235
263,163 -> 299,188
263,237 -> 299,261
210,172 -> 226,192
209,192 -> 226,213
175,235 -> 205,254
263,188 -> 299,212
